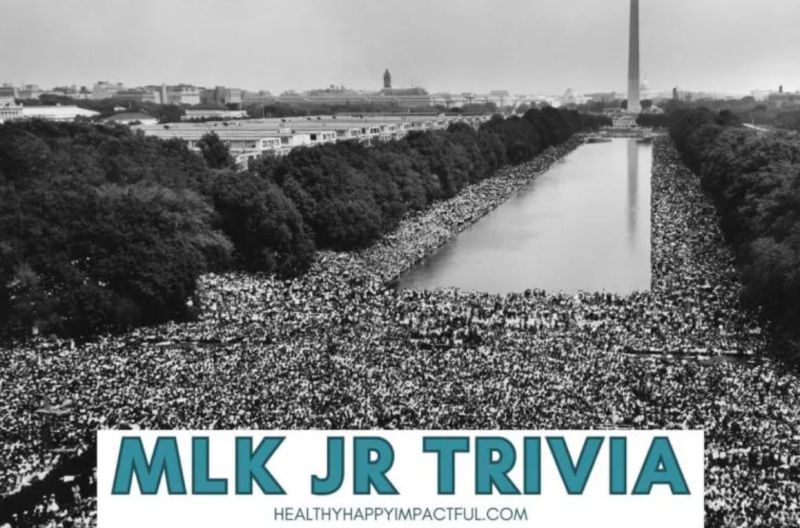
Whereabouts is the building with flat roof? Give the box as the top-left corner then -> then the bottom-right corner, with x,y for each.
135,114 -> 492,169
104,112 -> 158,126
15,85 -> 44,100
134,125 -> 294,169
0,97 -> 23,123
0,85 -> 19,99
164,85 -> 201,105
768,91 -> 800,108
92,81 -> 124,100
115,88 -> 159,104
19,105 -> 99,121
182,109 -> 248,121
201,86 -> 243,106
488,90 -> 512,108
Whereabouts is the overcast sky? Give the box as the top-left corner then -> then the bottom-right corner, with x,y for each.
1,0 -> 798,95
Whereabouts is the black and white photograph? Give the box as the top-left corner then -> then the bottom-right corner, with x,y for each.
1,0 -> 800,526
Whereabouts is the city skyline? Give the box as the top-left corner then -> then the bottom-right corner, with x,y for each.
1,0 -> 799,96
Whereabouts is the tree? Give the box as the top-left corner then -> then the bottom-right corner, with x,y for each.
156,104 -> 184,124
210,171 -> 315,277
0,121 -> 233,339
668,108 -> 800,359
197,132 -> 234,169
0,182 -> 231,338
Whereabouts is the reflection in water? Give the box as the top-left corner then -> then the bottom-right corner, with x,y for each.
398,139 -> 652,294
627,139 -> 638,244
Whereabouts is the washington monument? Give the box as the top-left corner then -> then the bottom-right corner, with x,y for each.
627,0 -> 641,113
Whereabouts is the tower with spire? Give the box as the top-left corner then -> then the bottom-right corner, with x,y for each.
383,69 -> 392,90
627,0 -> 641,114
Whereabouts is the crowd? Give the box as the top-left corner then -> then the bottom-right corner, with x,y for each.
1,138 -> 798,527
0,498 -> 95,528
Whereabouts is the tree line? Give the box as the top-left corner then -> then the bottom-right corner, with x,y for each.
0,108 -> 608,340
636,96 -> 800,133
667,109 -> 800,357
17,95 -> 185,123
243,101 -> 502,119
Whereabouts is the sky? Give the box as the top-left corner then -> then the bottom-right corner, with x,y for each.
1,0 -> 798,96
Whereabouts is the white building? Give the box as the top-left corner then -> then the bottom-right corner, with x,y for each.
488,90 -> 512,108
19,105 -> 99,121
0,96 -> 23,123
165,85 -> 201,105
133,125 -> 291,169
104,112 -> 158,126
92,81 -> 124,100
182,109 -> 249,121
134,114 -> 493,169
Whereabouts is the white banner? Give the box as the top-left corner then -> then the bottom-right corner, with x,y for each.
97,430 -> 704,528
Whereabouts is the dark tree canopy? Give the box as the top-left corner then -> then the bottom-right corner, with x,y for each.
0,109 -> 607,340
198,132 -> 234,169
668,109 -> 800,354
209,171 -> 315,277
252,108 -> 609,251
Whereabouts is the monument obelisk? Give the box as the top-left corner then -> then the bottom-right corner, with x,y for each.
627,0 -> 641,113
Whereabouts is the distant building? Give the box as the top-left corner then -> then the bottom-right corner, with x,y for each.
135,114 -> 491,169
241,91 -> 275,105
92,81 -> 124,100
283,86 -> 372,106
165,85 -> 201,105
488,90 -> 511,107
148,85 -> 167,105
378,87 -> 433,108
17,84 -> 43,100
611,112 -> 639,129
182,109 -> 248,121
134,125 -> 289,169
48,85 -> 87,99
447,94 -> 467,107
586,92 -> 619,104
0,85 -> 18,99
104,112 -> 158,126
384,69 -> 392,89
115,88 -> 159,104
561,88 -> 588,106
431,93 -> 467,108
201,86 -> 243,107
20,105 -> 99,121
0,96 -> 23,123
640,77 -> 651,101
768,91 -> 800,108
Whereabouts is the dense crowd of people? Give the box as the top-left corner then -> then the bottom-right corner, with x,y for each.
1,138 -> 798,527
0,498 -> 95,528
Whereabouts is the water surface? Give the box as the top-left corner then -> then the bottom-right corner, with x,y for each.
398,139 -> 652,294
